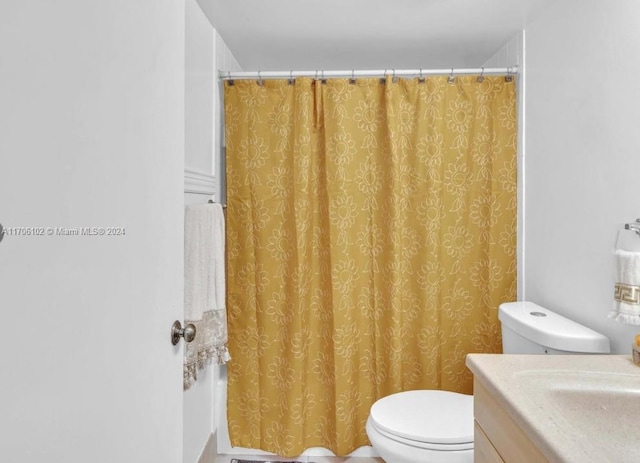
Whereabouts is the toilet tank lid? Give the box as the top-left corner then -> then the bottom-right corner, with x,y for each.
499,302 -> 610,353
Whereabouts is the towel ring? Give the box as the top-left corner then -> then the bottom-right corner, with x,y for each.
625,219 -> 640,237
615,220 -> 640,251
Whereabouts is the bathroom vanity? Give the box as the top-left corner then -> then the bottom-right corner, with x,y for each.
467,354 -> 640,463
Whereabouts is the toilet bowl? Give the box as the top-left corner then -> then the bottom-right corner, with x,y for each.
366,301 -> 611,463
366,390 -> 473,463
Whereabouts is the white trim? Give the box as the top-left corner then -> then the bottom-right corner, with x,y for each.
184,168 -> 216,196
517,30 -> 526,302
196,432 -> 216,463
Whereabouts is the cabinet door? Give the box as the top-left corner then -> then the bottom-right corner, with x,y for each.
475,422 -> 505,463
474,380 -> 550,463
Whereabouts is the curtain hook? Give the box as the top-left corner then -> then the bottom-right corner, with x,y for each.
477,67 -> 485,83
288,70 -> 295,85
350,69 -> 356,85
257,70 -> 264,86
505,67 -> 513,82
380,69 -> 387,85
418,68 -> 425,84
227,70 -> 234,86
321,69 -> 327,85
392,68 -> 398,83
448,68 -> 455,84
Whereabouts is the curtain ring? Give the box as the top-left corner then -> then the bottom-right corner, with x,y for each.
418,68 -> 425,84
227,70 -> 234,86
477,67 -> 485,83
321,69 -> 327,84
350,69 -> 356,85
392,68 -> 398,83
448,68 -> 455,84
257,70 -> 264,86
288,70 -> 295,85
380,69 -> 387,85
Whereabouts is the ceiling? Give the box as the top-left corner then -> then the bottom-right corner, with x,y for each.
199,0 -> 557,72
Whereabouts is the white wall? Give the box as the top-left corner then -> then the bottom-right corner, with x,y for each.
183,2 -> 241,461
482,32 -> 523,69
524,0 -> 640,354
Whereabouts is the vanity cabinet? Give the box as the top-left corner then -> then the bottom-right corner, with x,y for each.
473,379 -> 550,463
467,354 -> 640,463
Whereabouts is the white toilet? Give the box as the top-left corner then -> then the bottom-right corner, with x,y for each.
366,301 -> 610,463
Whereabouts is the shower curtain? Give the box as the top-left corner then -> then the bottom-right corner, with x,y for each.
224,75 -> 517,456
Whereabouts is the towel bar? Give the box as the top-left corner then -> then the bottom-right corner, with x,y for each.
207,199 -> 226,208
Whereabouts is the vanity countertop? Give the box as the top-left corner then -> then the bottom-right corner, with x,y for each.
466,354 -> 640,463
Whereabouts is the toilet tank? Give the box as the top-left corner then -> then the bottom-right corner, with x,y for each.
499,302 -> 610,354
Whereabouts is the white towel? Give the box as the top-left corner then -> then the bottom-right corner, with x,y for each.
184,204 -> 216,322
184,203 -> 230,390
609,248 -> 640,325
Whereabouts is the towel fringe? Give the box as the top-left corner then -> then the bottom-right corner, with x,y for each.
184,344 -> 231,390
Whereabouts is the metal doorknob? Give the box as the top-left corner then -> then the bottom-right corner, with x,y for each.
171,320 -> 196,345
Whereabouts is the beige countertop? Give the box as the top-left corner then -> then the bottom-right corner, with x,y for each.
466,354 -> 640,463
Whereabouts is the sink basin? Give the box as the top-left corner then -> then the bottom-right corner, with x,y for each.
516,370 -> 640,460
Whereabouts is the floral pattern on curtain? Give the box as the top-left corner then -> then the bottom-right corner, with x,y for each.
224,76 -> 517,456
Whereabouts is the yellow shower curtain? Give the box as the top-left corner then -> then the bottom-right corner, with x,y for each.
224,75 -> 517,456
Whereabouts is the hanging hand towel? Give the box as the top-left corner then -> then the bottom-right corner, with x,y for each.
184,204 -> 214,322
609,248 -> 640,325
184,203 -> 230,390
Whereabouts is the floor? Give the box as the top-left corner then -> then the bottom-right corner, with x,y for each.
216,456 -> 383,463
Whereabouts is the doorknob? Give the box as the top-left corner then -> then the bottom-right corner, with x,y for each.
171,320 -> 196,345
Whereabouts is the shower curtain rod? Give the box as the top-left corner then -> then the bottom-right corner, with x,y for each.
219,66 -> 518,81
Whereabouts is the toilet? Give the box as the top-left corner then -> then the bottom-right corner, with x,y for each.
366,301 -> 610,463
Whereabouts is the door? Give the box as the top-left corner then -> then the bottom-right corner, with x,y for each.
0,2 -> 185,462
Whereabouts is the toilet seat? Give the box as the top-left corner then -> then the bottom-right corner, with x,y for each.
368,390 -> 474,451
